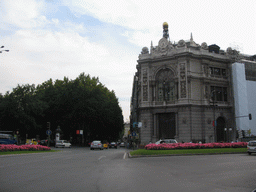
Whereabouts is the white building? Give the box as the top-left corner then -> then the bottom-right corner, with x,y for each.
232,60 -> 256,136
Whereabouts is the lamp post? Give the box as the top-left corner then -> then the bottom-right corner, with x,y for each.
229,128 -> 232,142
224,128 -> 227,142
55,126 -> 61,143
0,46 -> 9,53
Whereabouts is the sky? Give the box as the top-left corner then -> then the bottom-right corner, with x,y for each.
0,0 -> 255,122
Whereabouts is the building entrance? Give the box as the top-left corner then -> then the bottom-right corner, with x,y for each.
158,113 -> 176,139
216,117 -> 225,142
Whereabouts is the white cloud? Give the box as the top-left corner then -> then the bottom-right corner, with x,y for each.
64,0 -> 256,55
0,27 -> 135,96
0,0 -> 48,28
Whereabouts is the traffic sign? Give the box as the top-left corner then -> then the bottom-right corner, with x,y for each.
46,130 -> 52,135
132,132 -> 136,136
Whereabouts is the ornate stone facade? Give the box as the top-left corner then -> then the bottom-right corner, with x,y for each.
130,23 -> 255,145
132,25 -> 243,144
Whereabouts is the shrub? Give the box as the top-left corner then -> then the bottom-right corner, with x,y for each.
0,144 -> 51,152
144,142 -> 247,150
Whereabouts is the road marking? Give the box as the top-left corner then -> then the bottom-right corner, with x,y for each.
98,156 -> 106,160
123,152 -> 126,159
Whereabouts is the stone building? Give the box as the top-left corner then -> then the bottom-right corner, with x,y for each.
130,22 -> 255,144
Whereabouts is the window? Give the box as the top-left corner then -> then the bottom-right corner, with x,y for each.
214,68 -> 220,75
211,86 -> 227,102
245,62 -> 256,81
156,69 -> 176,102
210,67 -> 226,77
222,69 -> 226,76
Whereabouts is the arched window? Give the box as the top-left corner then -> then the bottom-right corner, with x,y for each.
156,69 -> 176,101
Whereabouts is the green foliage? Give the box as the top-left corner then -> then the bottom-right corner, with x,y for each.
130,148 -> 247,156
0,73 -> 124,141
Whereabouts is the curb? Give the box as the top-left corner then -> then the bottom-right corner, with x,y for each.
128,152 -> 247,158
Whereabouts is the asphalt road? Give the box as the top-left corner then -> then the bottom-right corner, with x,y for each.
0,147 -> 256,192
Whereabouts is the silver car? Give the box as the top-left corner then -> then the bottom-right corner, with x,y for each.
247,140 -> 256,155
119,142 -> 125,147
155,139 -> 178,144
90,140 -> 103,150
55,140 -> 71,148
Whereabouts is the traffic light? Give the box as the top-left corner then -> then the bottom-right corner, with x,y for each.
47,122 -> 50,129
249,113 -> 252,120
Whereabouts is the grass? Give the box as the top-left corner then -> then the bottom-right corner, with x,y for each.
130,148 -> 247,156
0,150 -> 59,155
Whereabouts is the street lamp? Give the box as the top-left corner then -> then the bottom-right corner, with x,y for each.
0,46 -> 9,53
224,128 -> 227,142
229,128 -> 232,142
55,126 -> 61,142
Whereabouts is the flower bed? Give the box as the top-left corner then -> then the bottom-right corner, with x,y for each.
144,142 -> 247,150
0,144 -> 51,152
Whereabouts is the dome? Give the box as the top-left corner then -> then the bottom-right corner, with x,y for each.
163,22 -> 168,27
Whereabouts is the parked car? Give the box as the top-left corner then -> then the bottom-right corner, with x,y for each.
0,133 -> 17,144
26,138 -> 38,145
39,140 -> 47,146
119,142 -> 125,147
39,139 -> 55,146
55,140 -> 71,148
103,143 -> 109,149
109,142 -> 117,149
90,140 -> 103,150
247,140 -> 256,155
155,139 -> 178,144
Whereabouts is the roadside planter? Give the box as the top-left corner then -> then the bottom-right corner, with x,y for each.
0,144 -> 51,152
144,142 -> 247,150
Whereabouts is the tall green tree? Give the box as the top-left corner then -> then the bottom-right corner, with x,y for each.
0,73 -> 124,142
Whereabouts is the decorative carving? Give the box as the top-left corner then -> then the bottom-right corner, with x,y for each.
180,63 -> 186,98
202,64 -> 208,76
152,67 -> 156,73
201,42 -> 208,50
144,121 -> 147,128
226,47 -> 240,61
202,65 -> 205,76
226,47 -> 233,55
159,38 -> 168,49
143,85 -> 148,101
141,47 -> 149,54
143,77 -> 147,84
208,67 -> 211,76
177,39 -> 186,47
143,69 -> 148,100
180,82 -> 186,98
167,44 -> 174,54
205,85 -> 209,99
180,72 -> 185,80
180,63 -> 185,71
151,38 -> 175,57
